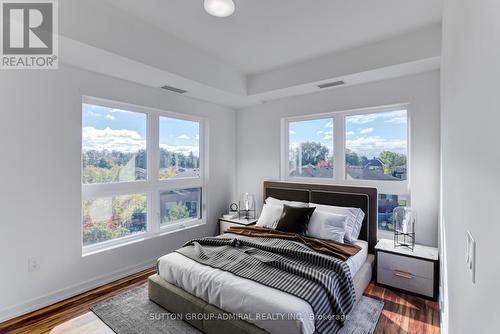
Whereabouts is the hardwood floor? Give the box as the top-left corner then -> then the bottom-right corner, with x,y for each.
0,269 -> 440,334
0,268 -> 155,334
365,283 -> 440,334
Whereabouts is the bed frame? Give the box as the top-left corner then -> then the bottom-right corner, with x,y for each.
149,181 -> 378,334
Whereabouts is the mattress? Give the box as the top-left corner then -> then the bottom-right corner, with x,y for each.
157,238 -> 368,334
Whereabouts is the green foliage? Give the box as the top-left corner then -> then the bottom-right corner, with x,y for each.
82,223 -> 133,246
82,148 -> 199,183
295,142 -> 330,166
360,156 -> 368,167
82,165 -> 121,184
345,149 -> 360,166
82,149 -> 146,184
160,148 -> 199,170
159,167 -> 178,180
163,202 -> 190,224
346,149 -> 372,167
379,151 -> 407,174
82,194 -> 147,246
346,150 -> 406,173
83,223 -> 114,245
82,149 -> 146,170
112,227 -> 130,239
110,194 -> 147,224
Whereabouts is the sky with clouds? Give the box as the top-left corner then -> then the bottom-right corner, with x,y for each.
159,116 -> 199,156
289,110 -> 407,158
289,118 -> 334,154
82,103 -> 199,156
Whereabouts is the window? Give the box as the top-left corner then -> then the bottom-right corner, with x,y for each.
82,105 -> 147,184
345,110 -> 407,181
159,117 -> 200,180
288,118 -> 334,178
378,193 -> 408,231
83,194 -> 147,246
160,188 -> 202,225
81,97 -> 205,254
283,105 -> 409,233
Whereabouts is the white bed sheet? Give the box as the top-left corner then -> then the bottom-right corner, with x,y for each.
347,239 -> 368,277
157,239 -> 368,334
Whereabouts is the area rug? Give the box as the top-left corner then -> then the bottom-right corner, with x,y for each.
91,284 -> 383,334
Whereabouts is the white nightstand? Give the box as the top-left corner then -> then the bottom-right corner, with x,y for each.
375,239 -> 439,300
219,217 -> 257,234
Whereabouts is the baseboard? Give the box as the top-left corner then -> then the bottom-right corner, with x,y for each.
0,258 -> 157,323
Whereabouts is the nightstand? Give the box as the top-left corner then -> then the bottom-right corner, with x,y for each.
219,217 -> 257,234
375,239 -> 439,300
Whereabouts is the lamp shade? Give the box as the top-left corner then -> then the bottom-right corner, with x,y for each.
393,206 -> 416,251
393,207 -> 415,234
240,193 -> 255,211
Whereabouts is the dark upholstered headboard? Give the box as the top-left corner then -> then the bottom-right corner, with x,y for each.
263,181 -> 378,253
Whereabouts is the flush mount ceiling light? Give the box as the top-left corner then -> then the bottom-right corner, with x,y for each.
204,0 -> 235,17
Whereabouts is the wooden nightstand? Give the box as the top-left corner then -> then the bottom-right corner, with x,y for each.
219,217 -> 257,234
375,239 -> 439,300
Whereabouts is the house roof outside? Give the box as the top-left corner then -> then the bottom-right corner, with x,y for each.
346,167 -> 400,181
289,165 -> 333,178
364,158 -> 384,168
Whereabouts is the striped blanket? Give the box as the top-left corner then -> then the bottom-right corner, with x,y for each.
176,234 -> 356,334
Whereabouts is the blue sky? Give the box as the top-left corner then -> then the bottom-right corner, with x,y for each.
289,118 -> 334,155
289,110 -> 407,158
159,116 -> 199,156
82,103 -> 199,155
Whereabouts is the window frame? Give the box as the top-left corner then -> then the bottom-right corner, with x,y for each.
281,103 -> 411,205
81,96 -> 207,256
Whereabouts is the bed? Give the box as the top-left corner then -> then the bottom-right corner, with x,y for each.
149,181 -> 378,334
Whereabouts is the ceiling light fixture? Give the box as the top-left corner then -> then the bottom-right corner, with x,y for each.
204,0 -> 235,18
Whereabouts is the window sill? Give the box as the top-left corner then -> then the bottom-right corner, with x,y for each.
82,220 -> 206,257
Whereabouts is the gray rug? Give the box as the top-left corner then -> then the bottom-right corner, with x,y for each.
91,284 -> 383,334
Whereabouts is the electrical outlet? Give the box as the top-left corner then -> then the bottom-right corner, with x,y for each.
466,231 -> 475,283
28,257 -> 41,272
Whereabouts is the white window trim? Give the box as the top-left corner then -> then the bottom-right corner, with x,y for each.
81,96 -> 208,256
281,102 -> 411,198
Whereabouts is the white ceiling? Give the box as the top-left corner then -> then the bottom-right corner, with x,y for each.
103,0 -> 442,74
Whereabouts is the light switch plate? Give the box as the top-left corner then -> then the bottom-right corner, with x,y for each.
466,231 -> 475,283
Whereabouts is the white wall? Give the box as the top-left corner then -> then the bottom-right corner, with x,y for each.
441,1 -> 500,332
248,23 -> 442,94
236,71 -> 440,246
0,65 -> 235,321
60,0 -> 246,95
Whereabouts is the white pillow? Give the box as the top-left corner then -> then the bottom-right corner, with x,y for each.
265,197 -> 309,208
309,203 -> 364,243
256,203 -> 283,228
306,211 -> 348,243
350,210 -> 366,240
